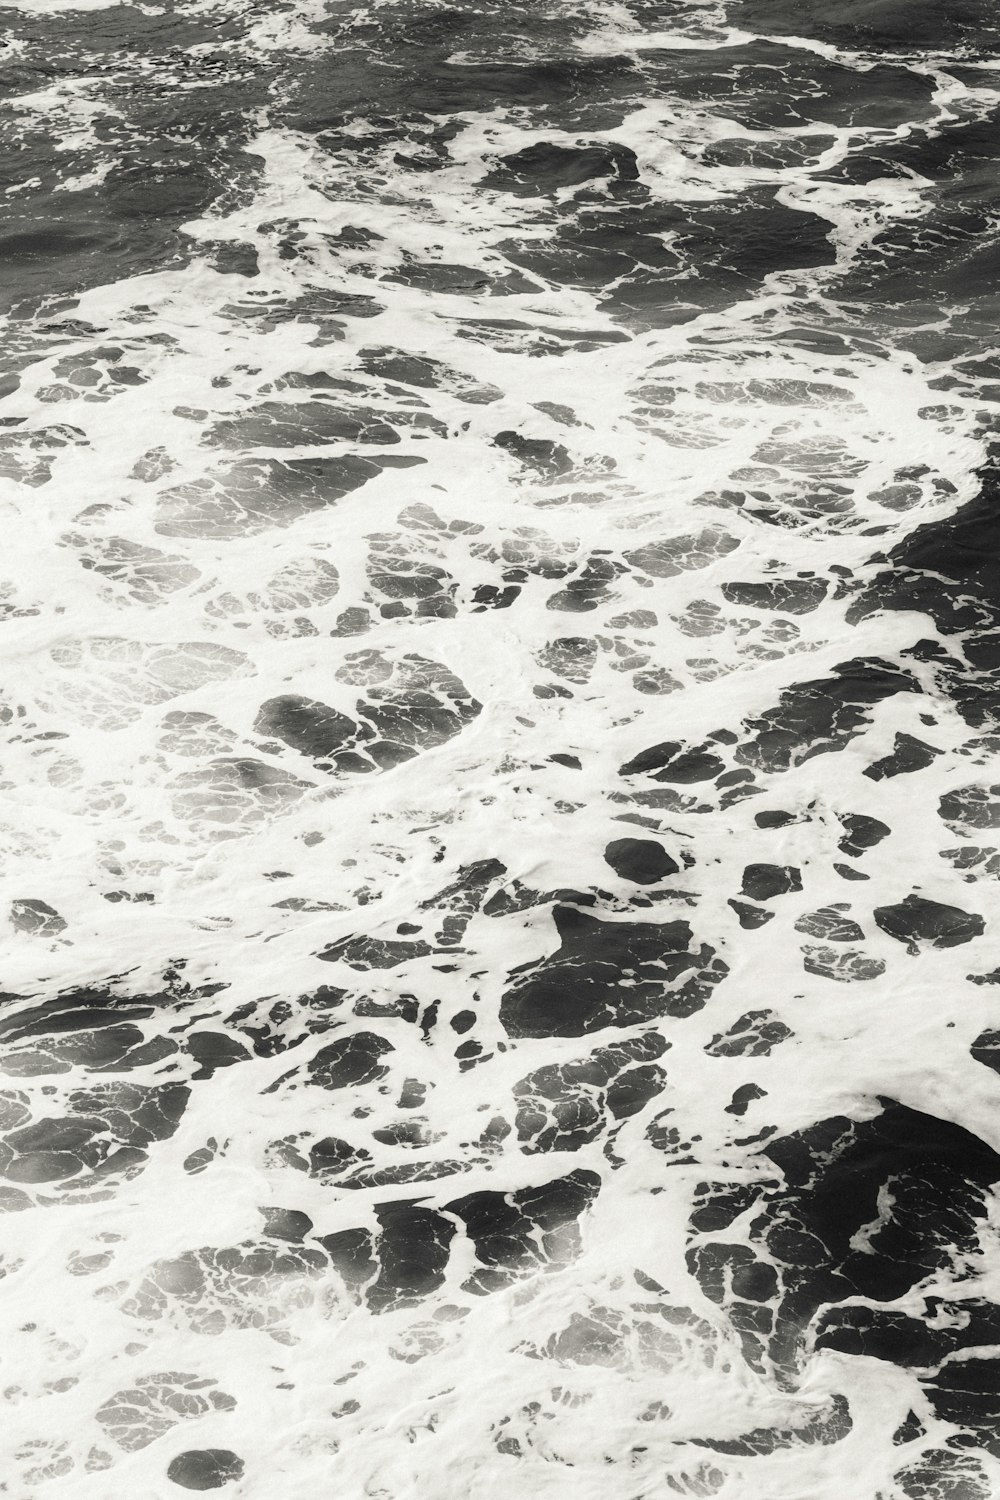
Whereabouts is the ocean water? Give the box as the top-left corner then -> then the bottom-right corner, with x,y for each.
1,1 -> 1000,1496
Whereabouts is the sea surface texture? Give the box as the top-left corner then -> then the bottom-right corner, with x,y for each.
2,1 -> 1000,1496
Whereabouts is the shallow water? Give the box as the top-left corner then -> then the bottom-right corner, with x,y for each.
2,2 -> 1000,1497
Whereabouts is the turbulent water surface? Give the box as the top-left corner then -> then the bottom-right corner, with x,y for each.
2,1 -> 1000,1496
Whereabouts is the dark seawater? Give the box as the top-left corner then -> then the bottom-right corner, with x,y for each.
2,1 -> 1000,1496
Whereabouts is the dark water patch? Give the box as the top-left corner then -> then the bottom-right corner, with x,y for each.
826,109 -> 1000,351
453,317 -> 631,356
0,986 -> 187,1076
728,899 -> 774,929
915,1358 -> 1000,1452
794,906 -> 865,943
0,4 -> 252,62
485,882 -> 597,920
257,661 -> 484,778
639,42 -> 935,130
286,51 -> 641,134
0,19 -> 268,315
755,810 -> 798,829
500,903 -> 727,1038
838,813 -> 891,857
546,554 -> 622,613
1,1020 -> 175,1076
71,535 -> 205,608
220,987 -> 347,1063
704,1011 -> 792,1057
690,1182 -> 767,1234
970,1029 -> 1000,1074
125,1236 -> 330,1329
365,1200 -> 456,1310
894,1448 -> 991,1499
740,863 -> 802,900
499,188 -> 835,329
305,1033 -> 394,1091
206,239 -> 259,277
185,1031 -> 252,1082
893,1411 -> 926,1445
0,421 -> 87,486
495,429 -> 575,481
318,1169 -> 602,1302
301,1135 -> 371,1181
484,141 -> 640,197
366,539 -> 463,621
447,1169 -> 601,1293
624,526 -> 740,579
261,1205 -> 314,1243
1,1079 -> 189,1195
725,1083 -> 767,1118
417,859 -> 508,949
167,1449 -> 245,1491
689,1099 -> 1000,1382
169,758 -> 315,830
0,988 -> 158,1045
819,1301 -> 1000,1459
514,1033 -> 668,1153
156,454 -> 424,540
96,1370 -> 237,1453
620,742 -> 726,782
818,1304 -> 977,1368
303,112 -> 463,176
537,637 -> 598,689
220,289 -> 385,337
319,932 -> 436,970
852,461 -> 1000,719
384,259 -> 535,296
872,893 -> 985,952
863,731 -> 941,780
831,111 -> 1000,189
703,136 -> 837,171
731,0 -> 1000,53
0,972 -> 247,1206
203,401 -> 429,450
284,40 -> 638,135
801,947 -> 885,982
722,579 -> 828,614
103,160 -> 228,224
734,659 -> 922,773
603,837 -> 679,884
358,347 -> 501,403
940,779 -> 1000,840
